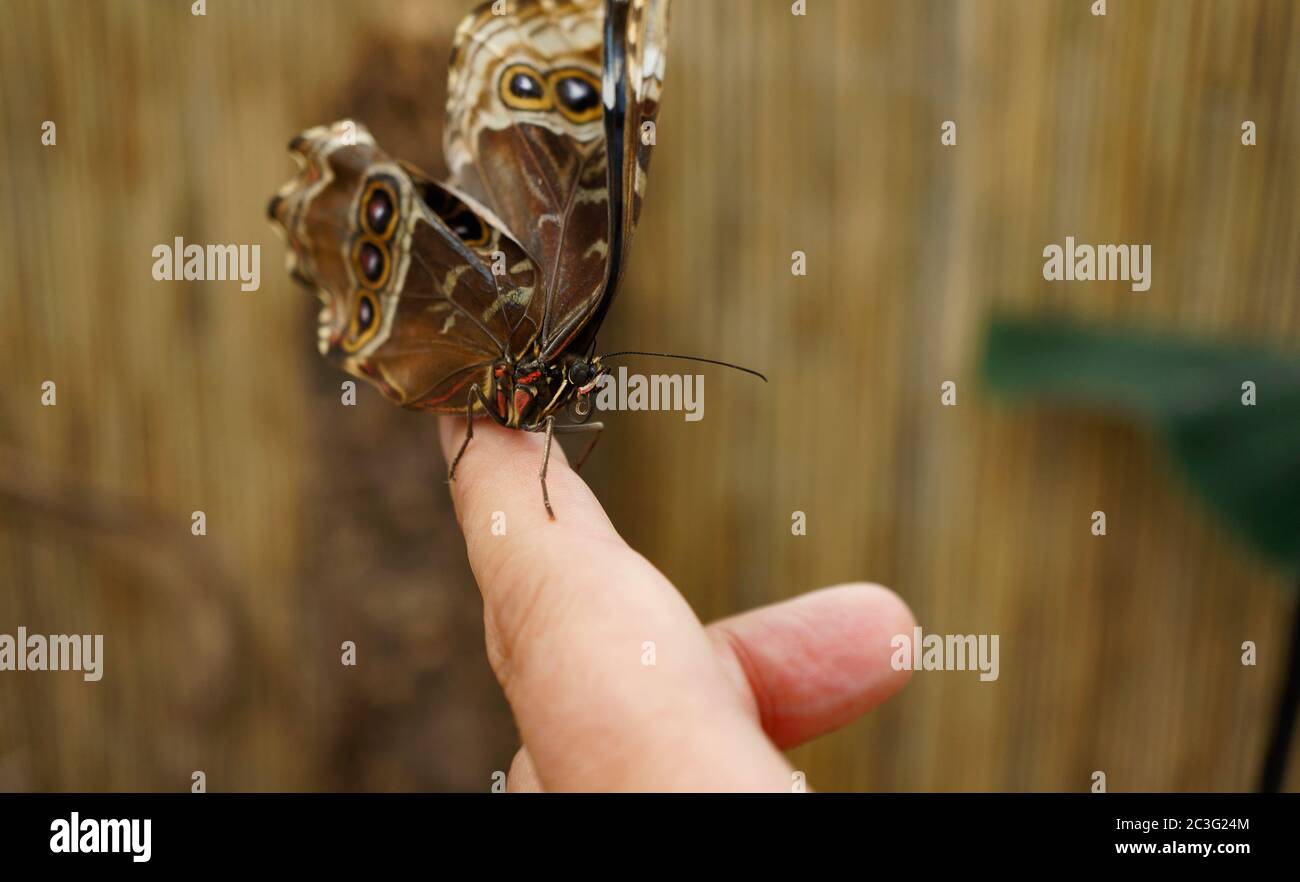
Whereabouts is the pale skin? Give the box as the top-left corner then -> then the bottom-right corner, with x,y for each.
440,416 -> 916,792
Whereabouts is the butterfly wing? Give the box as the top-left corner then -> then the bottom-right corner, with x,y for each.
268,121 -> 544,412
445,0 -> 671,360
623,0 -> 670,245
561,0 -> 672,357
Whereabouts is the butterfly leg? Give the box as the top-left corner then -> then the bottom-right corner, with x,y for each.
556,422 -> 605,474
539,416 -> 557,519
533,420 -> 605,518
448,384 -> 501,483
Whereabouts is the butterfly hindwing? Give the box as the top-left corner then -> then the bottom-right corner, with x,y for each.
268,121 -> 544,412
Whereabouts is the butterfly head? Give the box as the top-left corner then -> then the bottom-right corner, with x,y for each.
566,356 -> 607,396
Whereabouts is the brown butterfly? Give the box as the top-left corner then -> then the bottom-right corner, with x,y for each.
268,0 -> 670,517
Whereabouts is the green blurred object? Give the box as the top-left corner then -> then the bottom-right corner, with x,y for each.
981,316 -> 1300,573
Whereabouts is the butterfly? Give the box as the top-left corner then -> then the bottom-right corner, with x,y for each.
267,0 -> 670,517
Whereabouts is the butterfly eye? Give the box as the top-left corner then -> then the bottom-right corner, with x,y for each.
343,292 -> 380,353
357,295 -> 375,333
567,362 -> 593,387
500,63 -> 552,112
552,72 -> 602,123
360,179 -> 398,239
354,239 -> 389,288
448,210 -> 489,248
511,72 -> 543,99
418,180 -> 492,248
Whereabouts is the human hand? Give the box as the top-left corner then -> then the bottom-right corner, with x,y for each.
440,417 -> 916,792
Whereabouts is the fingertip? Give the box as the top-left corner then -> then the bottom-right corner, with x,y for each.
434,414 -> 622,624
706,581 -> 917,749
437,415 -> 578,526
821,582 -> 917,635
819,581 -> 917,690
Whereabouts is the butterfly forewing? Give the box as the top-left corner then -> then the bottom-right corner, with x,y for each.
445,0 -> 671,359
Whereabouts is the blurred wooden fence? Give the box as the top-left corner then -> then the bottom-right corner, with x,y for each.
1,0 -> 1296,791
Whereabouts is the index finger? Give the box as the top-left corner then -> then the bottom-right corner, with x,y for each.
438,416 -> 790,791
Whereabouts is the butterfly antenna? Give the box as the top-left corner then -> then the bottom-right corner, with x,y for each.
598,350 -> 768,383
